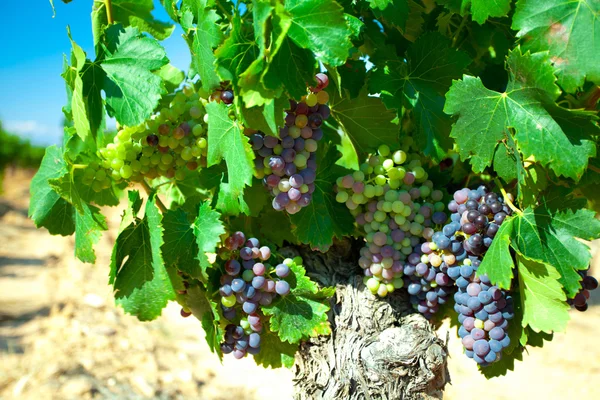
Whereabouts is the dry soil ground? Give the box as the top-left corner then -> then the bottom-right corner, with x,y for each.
0,169 -> 598,399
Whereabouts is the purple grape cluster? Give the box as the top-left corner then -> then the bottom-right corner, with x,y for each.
454,257 -> 514,366
251,74 -> 330,214
217,231 -> 299,359
569,268 -> 598,312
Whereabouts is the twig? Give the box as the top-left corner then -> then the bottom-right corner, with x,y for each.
141,179 -> 167,213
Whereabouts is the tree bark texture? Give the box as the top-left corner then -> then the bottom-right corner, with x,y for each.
284,240 -> 449,400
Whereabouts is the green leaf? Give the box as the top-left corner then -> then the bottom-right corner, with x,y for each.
436,0 -> 511,24
262,261 -> 333,343
183,285 -> 224,358
92,0 -> 174,45
289,144 -> 355,252
512,0 -> 600,92
110,194 -> 176,321
28,146 -> 75,236
444,48 -> 597,180
156,64 -> 185,93
215,15 -> 259,89
162,208 -> 201,278
239,96 -> 287,137
186,1 -> 224,91
285,0 -> 352,66
516,252 -> 570,334
368,0 -> 409,30
206,101 -> 255,214
329,85 -> 398,155
369,32 -> 471,161
337,60 -> 367,99
193,202 -> 226,281
74,203 -> 107,264
101,25 -> 168,126
478,216 -> 514,289
510,204 -> 600,297
253,329 -> 298,368
259,208 -> 298,247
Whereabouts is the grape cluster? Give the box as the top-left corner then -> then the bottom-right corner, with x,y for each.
82,85 -> 218,189
335,143 -> 447,297
251,73 -> 330,214
217,231 -> 300,359
569,268 -> 598,312
417,186 -> 514,366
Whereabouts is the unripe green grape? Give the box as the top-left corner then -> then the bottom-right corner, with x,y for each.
111,169 -> 122,181
101,178 -> 111,189
375,185 -> 384,196
130,160 -> 142,172
414,214 -> 425,224
360,163 -> 373,174
374,165 -> 385,175
379,224 -> 389,234
192,123 -> 204,136
434,202 -> 445,212
191,146 -> 201,157
364,185 -> 376,198
335,191 -> 348,203
383,159 -> 394,171
420,185 -> 431,198
158,136 -> 169,147
382,202 -> 393,213
378,144 -> 390,157
189,106 -> 202,119
370,221 -> 380,230
388,179 -> 401,189
294,154 -> 307,168
300,184 -> 309,193
392,201 -> 404,213
352,170 -> 365,182
414,166 -> 426,180
273,144 -> 283,155
83,168 -> 96,180
364,224 -> 373,234
95,169 -> 107,181
289,126 -> 301,138
175,158 -> 186,167
161,153 -> 174,165
203,114 -> 209,124
119,165 -> 132,179
374,175 -> 386,186
126,150 -> 137,162
374,210 -> 386,222
167,137 -> 178,149
140,156 -> 151,166
351,193 -> 364,204
394,214 -> 406,225
181,147 -> 193,161
392,150 -> 407,164
366,278 -> 380,293
150,153 -> 161,165
196,137 -> 207,149
345,199 -> 358,210
92,180 -> 103,192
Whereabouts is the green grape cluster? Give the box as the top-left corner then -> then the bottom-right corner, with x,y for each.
335,140 -> 447,297
82,85 -> 211,190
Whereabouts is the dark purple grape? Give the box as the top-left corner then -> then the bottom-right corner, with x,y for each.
221,89 -> 234,104
146,134 -> 159,146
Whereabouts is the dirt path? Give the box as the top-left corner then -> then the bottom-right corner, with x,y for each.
0,170 -> 598,399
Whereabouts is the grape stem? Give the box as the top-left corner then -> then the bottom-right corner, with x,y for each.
452,16 -> 468,48
104,0 -> 114,24
494,178 -> 522,215
141,179 -> 167,213
71,164 -> 88,170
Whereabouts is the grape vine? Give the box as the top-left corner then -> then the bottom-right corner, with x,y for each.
29,0 -> 600,384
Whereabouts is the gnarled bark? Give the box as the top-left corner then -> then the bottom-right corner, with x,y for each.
284,240 -> 449,400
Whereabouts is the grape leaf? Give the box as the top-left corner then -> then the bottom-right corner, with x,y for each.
477,216 -> 514,289
444,48 -> 597,180
253,329 -> 298,368
92,0 -> 174,45
368,0 -> 409,31
510,204 -> 600,298
74,203 -> 107,264
285,0 -> 352,67
337,60 -> 367,99
110,194 -> 176,321
156,64 -> 185,93
290,144 -> 355,252
512,0 -> 600,93
183,285 -> 224,358
206,101 -> 255,214
516,252 -> 569,334
215,15 -> 259,89
185,0 -> 224,91
193,202 -> 226,281
329,85 -> 398,155
369,32 -> 471,161
436,0 -> 511,24
101,25 -> 168,126
215,180 -> 250,216
28,146 -> 75,236
262,261 -> 334,343
162,208 -> 201,278
259,208 -> 298,247
63,28 -> 92,142
239,96 -> 287,137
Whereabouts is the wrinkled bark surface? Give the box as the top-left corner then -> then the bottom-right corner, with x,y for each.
283,240 -> 449,400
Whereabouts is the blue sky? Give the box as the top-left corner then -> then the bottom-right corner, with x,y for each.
0,1 -> 191,146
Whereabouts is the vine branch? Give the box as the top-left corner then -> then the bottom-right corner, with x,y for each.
141,179 -> 167,213
104,0 -> 114,24
494,178 -> 522,215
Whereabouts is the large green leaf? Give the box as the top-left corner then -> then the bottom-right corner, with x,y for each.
28,146 -> 75,236
253,329 -> 298,368
444,48 -> 597,180
101,25 -> 168,126
512,0 -> 600,92
516,253 -> 570,334
193,202 -> 226,280
110,194 -> 176,321
206,101 -> 255,215
329,85 -> 398,155
436,0 -> 512,24
285,0 -> 352,66
369,32 -> 471,161
262,261 -> 334,343
477,216 -> 515,289
162,208 -> 202,278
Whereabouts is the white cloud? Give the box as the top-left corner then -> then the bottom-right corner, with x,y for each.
3,120 -> 63,146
